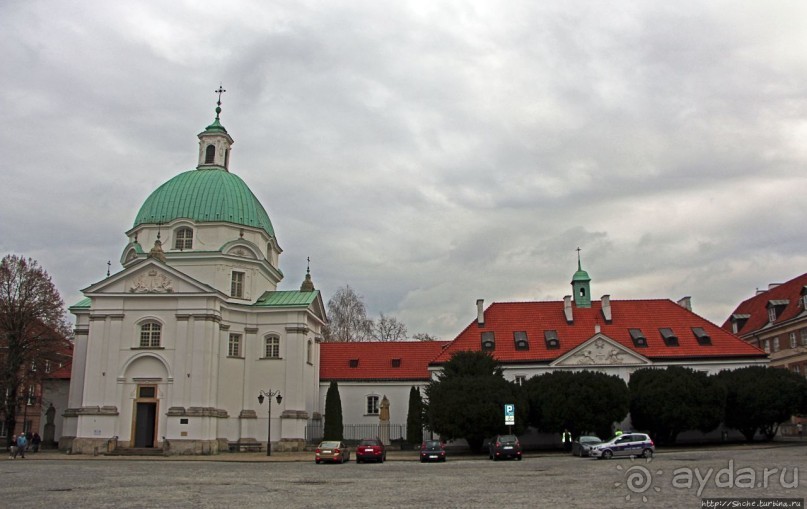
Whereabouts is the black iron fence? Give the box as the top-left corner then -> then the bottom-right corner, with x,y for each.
305,422 -> 407,444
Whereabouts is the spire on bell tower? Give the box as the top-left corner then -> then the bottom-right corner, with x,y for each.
300,257 -> 316,292
197,84 -> 234,171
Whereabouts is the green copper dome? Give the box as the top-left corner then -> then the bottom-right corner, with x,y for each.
133,169 -> 275,237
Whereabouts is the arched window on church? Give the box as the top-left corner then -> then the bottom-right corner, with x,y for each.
139,322 -> 162,348
205,144 -> 216,164
174,227 -> 193,250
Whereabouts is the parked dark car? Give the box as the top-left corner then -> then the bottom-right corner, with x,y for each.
314,440 -> 351,464
571,435 -> 602,457
356,437 -> 386,463
419,440 -> 447,463
488,434 -> 522,461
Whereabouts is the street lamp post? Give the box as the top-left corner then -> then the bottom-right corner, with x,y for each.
257,389 -> 282,456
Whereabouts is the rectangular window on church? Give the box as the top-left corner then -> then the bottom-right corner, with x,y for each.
231,271 -> 244,298
228,333 -> 241,357
366,395 -> 379,415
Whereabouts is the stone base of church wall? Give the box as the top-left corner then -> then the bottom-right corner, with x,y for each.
163,439 -> 222,455
67,437 -> 116,455
59,436 -> 75,453
274,438 -> 306,452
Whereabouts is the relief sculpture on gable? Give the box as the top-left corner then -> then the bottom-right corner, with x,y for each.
129,269 -> 174,293
557,337 -> 645,366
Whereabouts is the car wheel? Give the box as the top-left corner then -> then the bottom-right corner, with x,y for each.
315,459 -> 320,464
642,448 -> 653,458
516,456 -> 522,461
602,450 -> 613,460
356,458 -> 362,464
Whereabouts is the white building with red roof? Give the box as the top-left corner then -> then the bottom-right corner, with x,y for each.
318,257 -> 767,437
429,258 -> 766,385
319,341 -> 449,440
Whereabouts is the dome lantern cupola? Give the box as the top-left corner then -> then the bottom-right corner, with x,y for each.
197,86 -> 234,171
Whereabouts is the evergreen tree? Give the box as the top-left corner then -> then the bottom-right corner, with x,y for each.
324,381 -> 344,440
719,366 -> 807,441
524,370 -> 629,440
424,351 -> 524,452
406,386 -> 423,445
629,366 -> 726,444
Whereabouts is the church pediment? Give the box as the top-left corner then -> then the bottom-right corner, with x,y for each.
83,259 -> 218,296
551,334 -> 651,367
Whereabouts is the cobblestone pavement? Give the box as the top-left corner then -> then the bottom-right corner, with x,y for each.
1,442 -> 805,508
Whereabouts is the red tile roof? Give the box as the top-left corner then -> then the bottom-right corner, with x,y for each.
433,299 -> 765,364
721,272 -> 807,336
320,341 -> 451,381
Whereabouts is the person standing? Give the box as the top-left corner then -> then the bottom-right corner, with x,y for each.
9,435 -> 17,459
13,433 -> 27,459
562,430 -> 572,452
31,433 -> 41,453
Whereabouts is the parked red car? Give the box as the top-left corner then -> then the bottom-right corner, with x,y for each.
419,440 -> 447,463
355,437 -> 386,463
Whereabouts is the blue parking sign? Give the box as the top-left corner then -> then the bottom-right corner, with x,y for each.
504,404 -> 515,425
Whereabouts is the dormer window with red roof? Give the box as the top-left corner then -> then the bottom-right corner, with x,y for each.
767,300 -> 789,323
692,327 -> 711,345
514,331 -> 529,351
543,330 -> 559,350
629,329 -> 647,348
659,328 -> 679,347
391,358 -> 401,368
349,359 -> 359,368
481,331 -> 495,351
730,314 -> 750,334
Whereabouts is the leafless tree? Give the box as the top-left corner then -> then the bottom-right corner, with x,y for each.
323,285 -> 373,342
0,255 -> 71,443
371,313 -> 408,342
412,332 -> 439,341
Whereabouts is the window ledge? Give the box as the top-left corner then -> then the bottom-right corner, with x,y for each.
227,356 -> 245,359
259,357 -> 283,360
132,347 -> 165,350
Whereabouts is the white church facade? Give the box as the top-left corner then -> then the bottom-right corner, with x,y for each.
64,100 -> 326,454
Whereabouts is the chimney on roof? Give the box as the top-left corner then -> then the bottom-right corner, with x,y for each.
563,295 -> 573,324
601,295 -> 612,324
476,299 -> 485,326
677,296 -> 692,311
768,283 -> 781,290
594,323 -> 601,334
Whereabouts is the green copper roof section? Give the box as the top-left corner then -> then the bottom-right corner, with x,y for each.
133,169 -> 275,237
70,297 -> 91,309
202,117 -> 228,134
253,290 -> 318,308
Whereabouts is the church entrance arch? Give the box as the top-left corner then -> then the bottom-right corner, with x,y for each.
132,385 -> 159,448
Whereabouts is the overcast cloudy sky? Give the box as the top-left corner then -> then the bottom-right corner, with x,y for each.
2,1 -> 806,339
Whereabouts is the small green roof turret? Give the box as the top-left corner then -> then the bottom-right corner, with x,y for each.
571,248 -> 592,308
